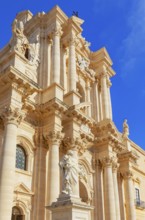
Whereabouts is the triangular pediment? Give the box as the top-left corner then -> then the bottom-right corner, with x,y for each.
14,183 -> 33,195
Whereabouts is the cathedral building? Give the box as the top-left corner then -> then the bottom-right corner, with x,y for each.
0,5 -> 145,220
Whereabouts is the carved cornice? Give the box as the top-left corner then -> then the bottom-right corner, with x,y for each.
1,106 -> 23,126
118,150 -> 139,164
0,66 -> 38,98
92,119 -> 124,152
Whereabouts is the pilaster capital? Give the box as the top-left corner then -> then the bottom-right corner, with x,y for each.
101,156 -> 115,168
62,136 -> 87,155
122,170 -> 133,180
51,25 -> 63,38
112,161 -> 120,173
46,130 -> 64,145
1,107 -> 23,126
48,36 -> 53,44
106,78 -> 112,88
33,127 -> 48,149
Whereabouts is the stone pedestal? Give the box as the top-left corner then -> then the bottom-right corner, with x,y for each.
48,195 -> 93,220
64,91 -> 81,106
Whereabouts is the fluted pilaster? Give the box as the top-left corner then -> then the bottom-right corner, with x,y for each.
46,130 -> 64,204
112,161 -> 121,220
100,69 -> 110,119
68,37 -> 76,91
52,26 -> 62,84
122,171 -> 136,220
101,156 -> 116,220
0,107 -> 22,220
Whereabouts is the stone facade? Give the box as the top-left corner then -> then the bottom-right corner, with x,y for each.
0,5 -> 145,220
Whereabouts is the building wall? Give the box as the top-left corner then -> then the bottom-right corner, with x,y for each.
0,6 -> 145,220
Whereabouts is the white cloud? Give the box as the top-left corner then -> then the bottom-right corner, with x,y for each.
120,0 -> 145,76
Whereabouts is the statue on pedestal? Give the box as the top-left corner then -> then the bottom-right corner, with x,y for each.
60,150 -> 79,195
123,119 -> 129,138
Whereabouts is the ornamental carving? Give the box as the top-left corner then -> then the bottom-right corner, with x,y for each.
77,54 -> 95,77
112,161 -> 119,173
1,107 -> 23,126
122,170 -> 133,180
46,130 -> 64,145
10,19 -> 29,54
101,156 -> 115,168
51,25 -> 63,37
33,128 -> 48,149
10,19 -> 40,69
62,137 -> 87,155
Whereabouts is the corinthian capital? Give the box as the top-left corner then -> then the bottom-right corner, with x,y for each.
46,130 -> 64,145
2,107 -> 23,126
52,25 -> 63,37
122,170 -> 133,180
112,161 -> 119,173
62,137 -> 87,155
101,156 -> 115,168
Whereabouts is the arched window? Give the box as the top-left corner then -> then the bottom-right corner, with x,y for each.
16,145 -> 27,170
11,206 -> 23,220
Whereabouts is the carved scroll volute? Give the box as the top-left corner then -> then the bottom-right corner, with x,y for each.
101,156 -> 115,168
46,130 -> 64,146
62,137 -> 87,156
1,107 -> 23,126
122,170 -> 133,180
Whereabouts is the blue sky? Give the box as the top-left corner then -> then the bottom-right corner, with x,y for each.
0,0 -> 145,149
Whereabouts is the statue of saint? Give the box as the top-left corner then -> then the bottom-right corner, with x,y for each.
60,150 -> 79,195
10,19 -> 29,55
123,119 -> 129,138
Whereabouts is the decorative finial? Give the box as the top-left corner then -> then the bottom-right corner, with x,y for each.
123,119 -> 129,138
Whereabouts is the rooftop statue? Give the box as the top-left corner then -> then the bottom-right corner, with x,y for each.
123,119 -> 129,138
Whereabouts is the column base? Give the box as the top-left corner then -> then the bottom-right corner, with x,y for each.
64,91 -> 81,106
47,194 -> 93,220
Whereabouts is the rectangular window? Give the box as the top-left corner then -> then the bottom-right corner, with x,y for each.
135,188 -> 140,204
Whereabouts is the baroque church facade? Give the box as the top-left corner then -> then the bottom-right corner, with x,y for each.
0,5 -> 145,220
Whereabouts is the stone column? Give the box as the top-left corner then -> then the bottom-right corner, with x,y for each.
123,171 -> 136,220
93,81 -> 100,122
68,37 -> 76,91
0,108 -> 22,220
112,162 -> 121,220
47,131 -> 63,205
47,37 -> 52,86
52,26 -> 62,84
100,69 -> 110,119
60,46 -> 67,92
86,81 -> 91,117
102,156 -> 116,220
107,76 -> 112,120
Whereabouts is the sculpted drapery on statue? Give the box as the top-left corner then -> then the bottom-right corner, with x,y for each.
60,150 -> 80,195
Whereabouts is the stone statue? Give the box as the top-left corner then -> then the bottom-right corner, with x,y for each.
60,150 -> 80,195
10,19 -> 29,55
123,119 -> 129,138
28,35 -> 40,67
